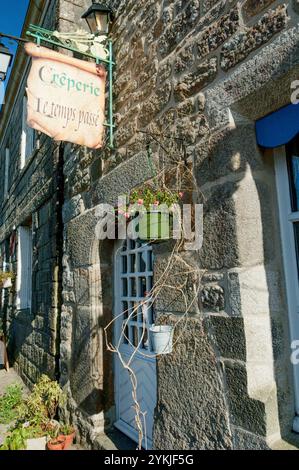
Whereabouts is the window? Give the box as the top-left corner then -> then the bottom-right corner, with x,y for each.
4,148 -> 9,198
20,96 -> 35,169
16,225 -> 33,310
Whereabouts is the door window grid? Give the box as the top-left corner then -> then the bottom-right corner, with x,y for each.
16,225 -> 33,310
119,240 -> 154,350
4,148 -> 10,198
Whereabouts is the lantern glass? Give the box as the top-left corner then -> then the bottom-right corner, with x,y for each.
0,43 -> 13,80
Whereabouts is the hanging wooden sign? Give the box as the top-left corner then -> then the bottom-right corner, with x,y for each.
24,42 -> 107,149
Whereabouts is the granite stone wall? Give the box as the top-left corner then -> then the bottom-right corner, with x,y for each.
0,0 -> 61,387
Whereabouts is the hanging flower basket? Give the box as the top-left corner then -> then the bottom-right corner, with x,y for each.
149,324 -> 174,355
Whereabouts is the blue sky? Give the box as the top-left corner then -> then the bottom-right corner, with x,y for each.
0,0 -> 30,87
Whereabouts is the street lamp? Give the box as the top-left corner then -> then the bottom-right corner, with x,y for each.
0,42 -> 13,81
81,3 -> 114,36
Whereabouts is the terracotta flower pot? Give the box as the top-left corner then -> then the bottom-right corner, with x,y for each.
58,432 -> 75,450
47,437 -> 66,451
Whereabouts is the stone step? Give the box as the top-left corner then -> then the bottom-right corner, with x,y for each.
93,429 -> 137,451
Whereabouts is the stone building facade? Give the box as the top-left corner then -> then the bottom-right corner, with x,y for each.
1,0 -> 299,450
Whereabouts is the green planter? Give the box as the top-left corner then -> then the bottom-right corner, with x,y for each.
138,211 -> 173,241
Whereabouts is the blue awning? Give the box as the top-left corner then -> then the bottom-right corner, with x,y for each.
256,103 -> 299,148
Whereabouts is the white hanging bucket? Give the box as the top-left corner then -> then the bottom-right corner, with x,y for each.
149,324 -> 174,355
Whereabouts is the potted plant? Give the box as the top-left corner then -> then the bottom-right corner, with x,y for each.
0,424 -> 47,450
126,186 -> 183,241
149,324 -> 174,355
58,424 -> 75,450
46,426 -> 66,451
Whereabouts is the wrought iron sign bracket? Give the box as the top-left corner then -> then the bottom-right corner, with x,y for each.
26,24 -> 115,148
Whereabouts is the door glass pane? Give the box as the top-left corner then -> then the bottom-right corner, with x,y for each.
122,301 -> 128,317
131,301 -> 139,321
286,138 -> 299,211
122,278 -> 128,297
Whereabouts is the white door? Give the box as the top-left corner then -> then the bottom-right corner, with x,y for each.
114,239 -> 157,449
275,143 -> 299,426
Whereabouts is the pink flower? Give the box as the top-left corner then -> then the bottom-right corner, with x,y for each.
137,199 -> 144,205
124,212 -> 130,219
179,192 -> 184,198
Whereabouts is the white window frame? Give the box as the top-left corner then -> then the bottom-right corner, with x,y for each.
20,95 -> 34,169
16,226 -> 33,310
4,147 -> 10,198
274,146 -> 299,424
